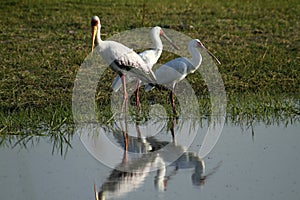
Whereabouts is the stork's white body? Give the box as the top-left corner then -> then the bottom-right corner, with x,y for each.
91,16 -> 156,104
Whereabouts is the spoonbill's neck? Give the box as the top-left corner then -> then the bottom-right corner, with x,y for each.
188,44 -> 202,70
151,33 -> 163,52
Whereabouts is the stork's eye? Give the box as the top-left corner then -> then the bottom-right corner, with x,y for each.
91,19 -> 98,26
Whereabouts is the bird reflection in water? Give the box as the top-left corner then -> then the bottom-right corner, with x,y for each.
93,111 -> 164,200
91,115 -> 220,200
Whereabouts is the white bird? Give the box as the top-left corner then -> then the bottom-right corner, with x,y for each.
111,26 -> 179,109
91,16 -> 156,108
145,39 -> 221,115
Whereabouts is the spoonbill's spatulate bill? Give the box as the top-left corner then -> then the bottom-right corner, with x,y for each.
145,39 -> 221,115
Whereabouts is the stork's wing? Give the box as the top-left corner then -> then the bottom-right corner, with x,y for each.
99,41 -> 156,83
115,51 -> 149,71
113,49 -> 157,83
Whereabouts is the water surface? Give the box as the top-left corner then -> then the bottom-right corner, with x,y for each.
0,117 -> 299,200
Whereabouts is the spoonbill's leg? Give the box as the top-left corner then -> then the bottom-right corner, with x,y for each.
134,80 -> 140,110
123,129 -> 128,151
121,74 -> 128,112
170,116 -> 175,142
169,89 -> 177,116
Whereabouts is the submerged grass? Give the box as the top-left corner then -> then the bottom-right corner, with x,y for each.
0,0 -> 299,142
0,104 -> 74,156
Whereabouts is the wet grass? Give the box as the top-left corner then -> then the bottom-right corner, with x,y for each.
0,104 -> 74,156
0,93 -> 298,154
0,0 -> 299,141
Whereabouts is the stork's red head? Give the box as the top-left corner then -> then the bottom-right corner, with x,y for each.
91,16 -> 101,52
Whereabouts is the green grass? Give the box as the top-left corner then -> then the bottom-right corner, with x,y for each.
0,0 -> 299,138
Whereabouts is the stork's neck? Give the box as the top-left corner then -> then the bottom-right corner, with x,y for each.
95,25 -> 102,46
188,44 -> 202,70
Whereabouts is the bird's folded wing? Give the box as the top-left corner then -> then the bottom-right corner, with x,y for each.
115,51 -> 157,83
115,51 -> 148,71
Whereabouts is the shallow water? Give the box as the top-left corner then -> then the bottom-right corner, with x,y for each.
0,117 -> 299,200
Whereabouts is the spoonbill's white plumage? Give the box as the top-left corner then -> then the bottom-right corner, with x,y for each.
91,16 -> 156,107
145,39 -> 221,114
111,26 -> 178,109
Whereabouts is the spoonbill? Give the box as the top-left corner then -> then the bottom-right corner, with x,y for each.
145,39 -> 221,115
111,26 -> 179,109
91,16 -> 156,108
